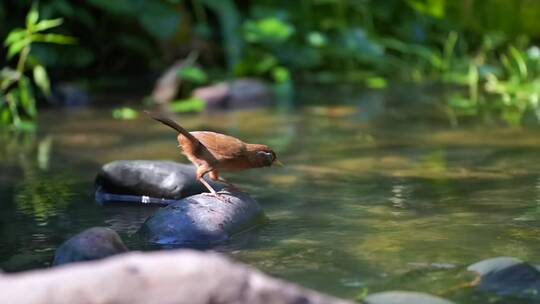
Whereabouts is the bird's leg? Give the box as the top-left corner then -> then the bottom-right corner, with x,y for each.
196,166 -> 230,203
209,170 -> 241,192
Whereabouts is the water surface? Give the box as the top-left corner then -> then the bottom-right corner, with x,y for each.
1,87 -> 540,303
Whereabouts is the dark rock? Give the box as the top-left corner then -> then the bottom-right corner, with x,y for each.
467,256 -> 540,299
53,227 -> 128,266
193,78 -> 273,110
2,250 -> 354,304
95,160 -> 222,201
363,291 -> 454,304
139,190 -> 264,247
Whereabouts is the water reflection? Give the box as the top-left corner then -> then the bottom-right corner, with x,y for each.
1,90 -> 540,303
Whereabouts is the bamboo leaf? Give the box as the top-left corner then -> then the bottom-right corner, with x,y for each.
18,77 -> 37,118
26,3 -> 39,28
34,18 -> 64,32
33,65 -> 51,96
7,39 -> 30,59
32,33 -> 77,44
4,28 -> 26,46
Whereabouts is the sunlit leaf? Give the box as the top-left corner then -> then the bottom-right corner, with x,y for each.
271,66 -> 290,83
112,107 -> 139,120
7,39 -> 30,59
33,65 -> 51,96
26,3 -> 39,28
244,17 -> 293,44
34,18 -> 64,32
366,77 -> 387,89
307,31 -> 327,48
170,97 -> 206,113
4,29 -> 26,46
178,66 -> 208,84
32,33 -> 77,44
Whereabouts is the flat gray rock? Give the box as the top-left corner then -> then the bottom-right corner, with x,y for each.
363,291 -> 454,304
2,250 -> 354,304
53,227 -> 128,266
95,160 -> 222,202
467,256 -> 540,299
139,190 -> 264,247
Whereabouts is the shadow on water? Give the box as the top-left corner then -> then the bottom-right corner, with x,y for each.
1,86 -> 540,303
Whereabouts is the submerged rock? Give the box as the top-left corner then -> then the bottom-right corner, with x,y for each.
53,227 -> 128,266
139,190 -> 264,247
95,160 -> 222,201
467,256 -> 540,299
363,291 -> 454,304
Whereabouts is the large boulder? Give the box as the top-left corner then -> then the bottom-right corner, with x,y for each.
1,250 -> 353,304
139,190 -> 264,247
53,227 -> 128,266
467,256 -> 540,299
363,291 -> 454,304
95,160 -> 222,203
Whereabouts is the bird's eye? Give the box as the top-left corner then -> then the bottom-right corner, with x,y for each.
256,151 -> 273,164
257,151 -> 272,158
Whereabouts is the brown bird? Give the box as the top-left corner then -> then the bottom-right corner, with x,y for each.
147,112 -> 281,199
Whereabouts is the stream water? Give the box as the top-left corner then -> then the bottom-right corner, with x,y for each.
1,87 -> 540,303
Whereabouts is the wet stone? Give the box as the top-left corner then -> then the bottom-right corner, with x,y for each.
467,256 -> 540,299
53,227 -> 128,266
138,190 -> 264,247
95,160 -> 222,200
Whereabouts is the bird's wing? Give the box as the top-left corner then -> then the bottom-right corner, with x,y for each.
191,131 -> 247,160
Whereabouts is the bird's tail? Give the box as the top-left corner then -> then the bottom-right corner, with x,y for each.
145,111 -> 199,144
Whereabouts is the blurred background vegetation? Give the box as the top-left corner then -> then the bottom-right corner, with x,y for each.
3,0 -> 540,128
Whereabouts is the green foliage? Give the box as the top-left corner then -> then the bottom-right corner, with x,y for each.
1,3 -> 75,130
178,66 -> 208,84
112,107 -> 139,120
170,97 -> 206,113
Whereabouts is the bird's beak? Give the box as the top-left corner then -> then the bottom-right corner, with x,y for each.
274,159 -> 284,166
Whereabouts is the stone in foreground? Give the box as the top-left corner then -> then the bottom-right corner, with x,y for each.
139,190 -> 264,247
95,160 -> 222,201
53,227 -> 128,266
467,256 -> 540,299
1,250 -> 354,304
363,291 -> 454,304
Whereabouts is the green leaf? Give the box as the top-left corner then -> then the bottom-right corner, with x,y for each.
243,17 -> 294,44
34,18 -> 64,32
33,65 -> 51,96
178,66 -> 208,84
15,119 -> 37,131
112,107 -> 139,120
271,66 -> 290,83
0,107 -> 11,124
170,97 -> 206,113
7,39 -> 30,59
26,3 -> 39,28
18,77 -> 37,118
32,33 -> 77,44
4,29 -> 26,46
